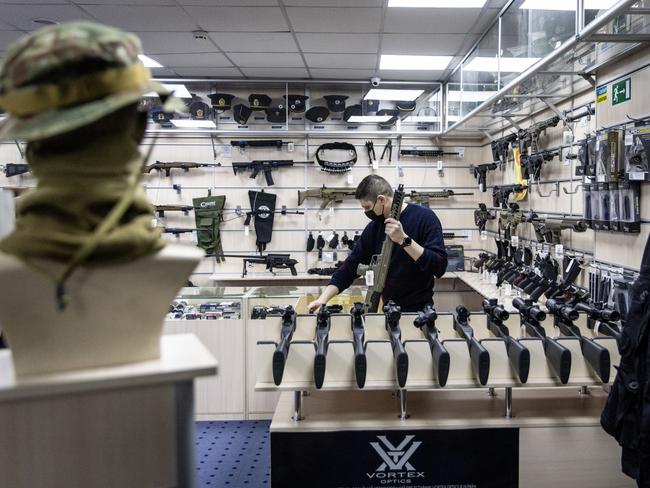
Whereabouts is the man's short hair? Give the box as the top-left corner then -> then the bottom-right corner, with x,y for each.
355,175 -> 394,201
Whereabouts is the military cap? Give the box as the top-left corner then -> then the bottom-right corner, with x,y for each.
207,93 -> 235,111
364,99 -> 379,113
233,104 -> 252,125
343,104 -> 362,122
189,101 -> 210,120
377,109 -> 399,128
266,107 -> 287,124
0,21 -> 177,141
324,95 -> 348,113
150,105 -> 174,128
305,106 -> 330,124
283,94 -> 309,113
249,94 -> 272,111
396,100 -> 416,112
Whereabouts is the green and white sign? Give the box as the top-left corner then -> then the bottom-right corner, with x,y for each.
612,78 -> 631,106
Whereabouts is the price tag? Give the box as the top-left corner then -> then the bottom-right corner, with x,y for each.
480,230 -> 488,241
456,147 -> 465,158
322,252 -> 334,263
555,244 -> 564,256
244,225 -> 250,236
563,129 -> 574,145
191,231 -> 198,245
512,235 -> 519,246
398,166 -> 405,177
365,270 -> 374,286
221,145 -> 232,158
288,142 -> 295,152
625,134 -> 634,146
347,174 -> 354,185
329,206 -> 335,217
372,160 -> 379,170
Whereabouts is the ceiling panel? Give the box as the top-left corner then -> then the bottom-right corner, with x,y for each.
1,4 -> 94,31
227,52 -> 305,68
74,0 -> 177,4
171,67 -> 243,77
382,33 -> 479,56
136,31 -> 219,54
81,5 -> 197,31
240,67 -> 309,78
309,68 -> 376,79
147,67 -> 179,76
209,32 -> 298,53
287,7 -> 382,33
0,31 -> 27,51
152,52 -> 233,68
296,33 -> 379,54
304,53 -> 377,69
178,0 -> 278,5
284,0 -> 381,5
183,6 -> 288,32
384,8 -> 483,34
470,8 -> 501,34
378,69 -> 445,81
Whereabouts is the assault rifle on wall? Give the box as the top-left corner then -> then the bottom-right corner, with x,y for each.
492,184 -> 527,209
297,185 -> 357,210
529,216 -> 588,244
146,161 -> 222,177
232,159 -> 313,186
491,133 -> 518,165
520,149 -> 560,181
217,253 -> 298,278
408,189 -> 473,206
517,115 -> 561,154
474,203 -> 496,232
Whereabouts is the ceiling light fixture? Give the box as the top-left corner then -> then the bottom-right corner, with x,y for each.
138,54 -> 163,68
403,115 -> 440,123
388,0 -> 487,7
364,89 -> 424,101
519,0 -> 617,9
446,90 -> 498,102
380,54 -> 452,71
170,120 -> 216,129
348,115 -> 393,123
462,56 -> 539,72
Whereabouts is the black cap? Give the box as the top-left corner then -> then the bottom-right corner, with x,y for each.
233,104 -> 252,125
377,109 -> 399,127
365,99 -> 379,113
150,106 -> 173,127
283,94 -> 309,113
305,106 -> 330,123
249,94 -> 272,110
324,95 -> 349,113
207,93 -> 235,111
396,100 -> 416,112
266,107 -> 287,124
189,101 -> 210,120
343,104 -> 362,122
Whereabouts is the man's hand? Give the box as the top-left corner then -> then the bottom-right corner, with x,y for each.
384,218 -> 406,244
307,298 -> 327,314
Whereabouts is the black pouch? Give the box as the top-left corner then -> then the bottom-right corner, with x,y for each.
249,190 -> 277,253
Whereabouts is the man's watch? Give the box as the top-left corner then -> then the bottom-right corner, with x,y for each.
401,236 -> 412,248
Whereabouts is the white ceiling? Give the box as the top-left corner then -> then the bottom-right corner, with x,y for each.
0,0 -> 509,81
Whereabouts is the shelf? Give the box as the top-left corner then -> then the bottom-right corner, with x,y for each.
145,128 -> 443,138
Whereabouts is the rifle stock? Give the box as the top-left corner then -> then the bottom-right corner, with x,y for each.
314,308 -> 331,389
383,301 -> 409,388
414,305 -> 450,387
351,303 -> 367,388
272,306 -> 297,385
452,305 -> 490,385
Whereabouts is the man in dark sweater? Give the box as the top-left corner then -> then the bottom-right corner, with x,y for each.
308,175 -> 447,313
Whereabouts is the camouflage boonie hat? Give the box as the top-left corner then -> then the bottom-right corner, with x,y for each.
0,21 -> 175,141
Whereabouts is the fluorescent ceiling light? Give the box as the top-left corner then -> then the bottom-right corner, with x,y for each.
389,0 -> 487,6
446,90 -> 498,102
348,115 -> 393,123
463,56 -> 539,73
519,0 -> 616,9
170,119 -> 216,129
138,54 -> 163,68
364,89 -> 424,101
404,115 -> 440,123
380,55 -> 452,71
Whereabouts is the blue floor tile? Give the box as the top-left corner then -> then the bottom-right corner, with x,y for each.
195,420 -> 271,488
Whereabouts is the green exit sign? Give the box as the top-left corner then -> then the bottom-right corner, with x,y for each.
612,78 -> 631,106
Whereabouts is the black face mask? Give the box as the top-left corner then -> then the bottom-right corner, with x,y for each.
364,197 -> 385,223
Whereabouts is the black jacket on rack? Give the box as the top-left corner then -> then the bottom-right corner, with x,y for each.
602,234 -> 650,488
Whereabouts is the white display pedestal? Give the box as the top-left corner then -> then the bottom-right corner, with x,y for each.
0,334 -> 217,488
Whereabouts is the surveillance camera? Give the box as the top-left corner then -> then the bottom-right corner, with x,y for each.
371,77 -> 381,87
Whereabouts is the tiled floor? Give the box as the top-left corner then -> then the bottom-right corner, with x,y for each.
195,420 -> 271,488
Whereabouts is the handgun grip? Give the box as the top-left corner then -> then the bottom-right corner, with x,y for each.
263,168 -> 275,186
289,264 -> 297,276
581,338 -> 610,383
272,338 -> 290,386
244,213 -> 252,226
393,340 -> 409,388
353,331 -> 367,388
507,338 -> 530,383
470,338 -> 490,385
545,338 -> 571,384
431,340 -> 450,387
314,334 -> 328,389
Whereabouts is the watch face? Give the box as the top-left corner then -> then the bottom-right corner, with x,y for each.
402,237 -> 412,247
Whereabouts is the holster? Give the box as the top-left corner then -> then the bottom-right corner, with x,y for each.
193,195 -> 226,260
